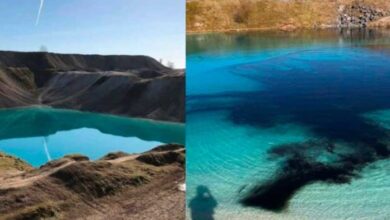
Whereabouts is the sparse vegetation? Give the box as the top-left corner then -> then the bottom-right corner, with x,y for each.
0,144 -> 185,219
187,0 -> 390,32
0,152 -> 32,173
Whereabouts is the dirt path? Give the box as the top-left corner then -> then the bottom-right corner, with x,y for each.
107,154 -> 140,164
0,160 -> 75,189
0,154 -> 144,189
0,145 -> 186,220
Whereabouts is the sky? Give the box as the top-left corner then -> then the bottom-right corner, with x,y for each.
0,0 -> 185,68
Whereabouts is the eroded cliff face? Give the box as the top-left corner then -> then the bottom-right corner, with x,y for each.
0,51 -> 184,122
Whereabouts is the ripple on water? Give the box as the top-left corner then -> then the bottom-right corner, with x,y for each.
187,31 -> 390,219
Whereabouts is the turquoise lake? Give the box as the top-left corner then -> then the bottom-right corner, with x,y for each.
0,107 -> 184,167
186,29 -> 390,220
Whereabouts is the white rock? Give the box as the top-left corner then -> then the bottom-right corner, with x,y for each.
178,183 -> 186,192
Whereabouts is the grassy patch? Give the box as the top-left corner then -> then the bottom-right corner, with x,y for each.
0,152 -> 32,173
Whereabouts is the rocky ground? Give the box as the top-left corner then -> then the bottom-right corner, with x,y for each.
0,51 -> 184,122
187,0 -> 390,32
338,2 -> 387,27
0,144 -> 185,220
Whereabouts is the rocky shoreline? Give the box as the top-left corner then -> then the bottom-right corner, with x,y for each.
0,144 -> 185,220
338,2 -> 388,28
187,0 -> 390,33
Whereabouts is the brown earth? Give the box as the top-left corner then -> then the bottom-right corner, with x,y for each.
0,144 -> 185,220
0,51 -> 184,122
187,0 -> 390,33
369,16 -> 390,28
0,153 -> 33,177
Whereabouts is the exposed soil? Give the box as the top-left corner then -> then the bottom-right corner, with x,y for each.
187,0 -> 390,33
0,51 -> 184,122
0,144 -> 185,220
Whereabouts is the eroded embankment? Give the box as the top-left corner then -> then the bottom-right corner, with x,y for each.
0,51 -> 184,122
0,144 -> 185,220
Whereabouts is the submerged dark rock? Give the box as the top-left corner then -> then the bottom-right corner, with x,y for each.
241,140 -> 363,211
188,41 -> 390,212
0,51 -> 184,122
240,138 -> 388,211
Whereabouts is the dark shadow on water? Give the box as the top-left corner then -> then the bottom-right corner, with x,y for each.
187,30 -> 390,212
189,185 -> 218,220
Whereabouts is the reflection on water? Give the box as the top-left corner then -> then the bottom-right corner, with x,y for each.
187,29 -> 390,56
187,29 -> 390,219
0,107 -> 184,166
43,136 -> 51,161
0,107 -> 184,143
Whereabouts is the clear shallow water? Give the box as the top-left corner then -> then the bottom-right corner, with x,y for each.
187,29 -> 390,219
0,107 -> 184,167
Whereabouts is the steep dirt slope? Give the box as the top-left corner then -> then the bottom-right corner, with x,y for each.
0,51 -> 184,122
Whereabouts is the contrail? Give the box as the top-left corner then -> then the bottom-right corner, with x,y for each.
43,136 -> 52,161
35,0 -> 45,26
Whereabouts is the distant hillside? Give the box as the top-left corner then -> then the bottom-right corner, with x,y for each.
187,0 -> 390,32
0,51 -> 185,122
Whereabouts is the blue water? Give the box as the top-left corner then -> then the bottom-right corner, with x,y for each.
187,30 -> 390,219
0,107 -> 184,167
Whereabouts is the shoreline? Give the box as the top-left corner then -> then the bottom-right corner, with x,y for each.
187,26 -> 390,35
0,106 -> 185,126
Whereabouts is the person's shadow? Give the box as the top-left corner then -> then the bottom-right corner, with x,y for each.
189,185 -> 218,220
